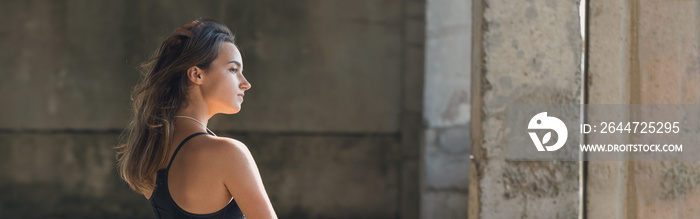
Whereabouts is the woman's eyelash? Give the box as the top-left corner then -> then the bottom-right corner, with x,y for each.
230,68 -> 238,72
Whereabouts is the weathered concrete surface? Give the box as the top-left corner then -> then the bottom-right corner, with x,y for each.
231,132 -> 401,219
0,133 -> 151,218
0,133 -> 401,218
587,0 -> 700,218
471,0 -> 583,218
0,0 -> 422,218
585,0 -> 632,218
212,0 -> 405,133
422,128 -> 470,218
421,0 -> 471,218
0,0 -> 404,133
0,0 -> 132,130
424,0 -> 472,128
631,1 -> 700,218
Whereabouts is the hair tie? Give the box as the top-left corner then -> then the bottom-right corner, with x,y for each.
184,20 -> 201,30
172,27 -> 193,38
167,20 -> 202,48
173,20 -> 201,38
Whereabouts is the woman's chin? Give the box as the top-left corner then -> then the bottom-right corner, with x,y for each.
222,106 -> 241,114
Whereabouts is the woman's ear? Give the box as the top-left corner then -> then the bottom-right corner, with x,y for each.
186,66 -> 204,85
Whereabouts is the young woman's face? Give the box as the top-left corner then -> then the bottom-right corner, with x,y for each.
200,42 -> 251,114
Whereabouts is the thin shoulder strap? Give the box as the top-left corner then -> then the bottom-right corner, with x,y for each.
166,132 -> 210,170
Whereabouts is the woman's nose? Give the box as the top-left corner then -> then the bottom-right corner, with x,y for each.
241,77 -> 251,90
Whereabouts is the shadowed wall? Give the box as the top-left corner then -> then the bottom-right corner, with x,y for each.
0,0 -> 425,218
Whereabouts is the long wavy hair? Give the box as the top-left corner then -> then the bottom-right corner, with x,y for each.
115,18 -> 235,196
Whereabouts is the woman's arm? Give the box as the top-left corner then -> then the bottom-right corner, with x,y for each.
211,138 -> 278,219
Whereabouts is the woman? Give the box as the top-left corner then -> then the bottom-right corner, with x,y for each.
116,19 -> 277,219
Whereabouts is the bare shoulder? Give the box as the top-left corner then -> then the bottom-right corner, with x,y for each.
190,136 -> 254,166
196,135 -> 248,151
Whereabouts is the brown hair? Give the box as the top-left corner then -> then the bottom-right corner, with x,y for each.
115,18 -> 235,196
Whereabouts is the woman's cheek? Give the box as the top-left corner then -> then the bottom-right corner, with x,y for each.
229,75 -> 239,91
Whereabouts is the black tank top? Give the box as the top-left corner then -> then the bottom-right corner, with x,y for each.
149,132 -> 245,219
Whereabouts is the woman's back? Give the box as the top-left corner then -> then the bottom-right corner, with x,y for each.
149,132 -> 245,219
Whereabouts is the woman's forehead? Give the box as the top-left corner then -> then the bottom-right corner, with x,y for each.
218,42 -> 242,64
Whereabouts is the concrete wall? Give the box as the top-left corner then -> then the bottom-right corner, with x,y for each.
469,0 -> 584,218
15,0 -> 695,217
421,0 -> 471,218
0,0 -> 424,218
587,0 -> 700,218
0,1 -> 404,133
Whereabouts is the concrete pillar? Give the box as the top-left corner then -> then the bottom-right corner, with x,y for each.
586,0 -> 631,218
469,0 -> 584,218
421,0 -> 472,218
587,0 -> 700,218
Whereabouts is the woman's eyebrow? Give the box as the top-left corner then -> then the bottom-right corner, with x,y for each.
229,60 -> 243,72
